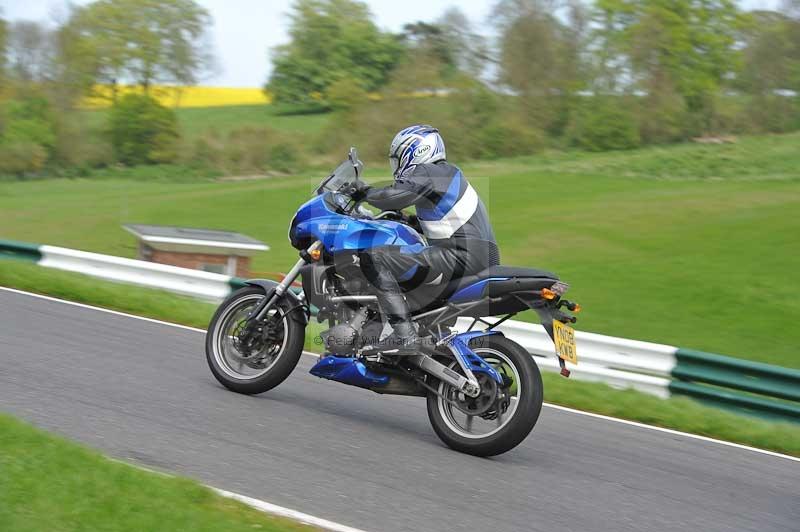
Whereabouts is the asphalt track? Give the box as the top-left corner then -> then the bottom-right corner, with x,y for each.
1,288 -> 798,532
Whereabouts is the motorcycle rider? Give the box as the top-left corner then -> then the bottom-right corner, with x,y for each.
353,125 -> 499,351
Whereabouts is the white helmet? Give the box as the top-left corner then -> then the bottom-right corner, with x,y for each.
388,125 -> 446,178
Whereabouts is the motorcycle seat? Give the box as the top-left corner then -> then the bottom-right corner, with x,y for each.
433,265 -> 558,302
407,265 -> 560,312
468,265 -> 557,280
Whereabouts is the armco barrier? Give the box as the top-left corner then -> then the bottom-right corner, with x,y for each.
0,239 -> 42,262
37,245 -> 241,301
1,239 -> 239,301
2,238 -> 798,422
670,349 -> 800,421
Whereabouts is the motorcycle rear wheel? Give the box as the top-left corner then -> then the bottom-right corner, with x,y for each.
426,335 -> 543,456
206,286 -> 305,395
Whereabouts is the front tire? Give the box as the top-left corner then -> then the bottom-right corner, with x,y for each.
426,335 -> 543,457
206,286 -> 305,395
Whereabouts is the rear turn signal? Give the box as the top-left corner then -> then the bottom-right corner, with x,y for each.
541,288 -> 557,300
309,249 -> 322,261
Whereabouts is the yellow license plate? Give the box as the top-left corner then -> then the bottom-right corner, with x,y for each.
553,320 -> 578,365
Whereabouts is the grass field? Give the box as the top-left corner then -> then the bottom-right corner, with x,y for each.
175,104 -> 330,141
82,103 -> 329,143
2,261 -> 798,456
0,413 -> 310,532
2,132 -> 799,367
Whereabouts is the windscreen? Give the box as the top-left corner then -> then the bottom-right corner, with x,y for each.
316,159 -> 357,195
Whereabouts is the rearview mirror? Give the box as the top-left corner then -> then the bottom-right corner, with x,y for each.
348,147 -> 363,178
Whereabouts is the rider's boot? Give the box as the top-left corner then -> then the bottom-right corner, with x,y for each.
376,290 -> 423,355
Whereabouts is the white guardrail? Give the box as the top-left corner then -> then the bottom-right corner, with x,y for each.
39,245 -> 237,302
4,242 -> 678,398
455,318 -> 675,398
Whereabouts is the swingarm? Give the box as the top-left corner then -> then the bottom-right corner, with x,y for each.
406,352 -> 481,397
404,331 -> 505,398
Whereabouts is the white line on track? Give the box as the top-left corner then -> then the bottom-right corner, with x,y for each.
105,457 -> 368,532
214,489 -> 368,532
3,286 -> 798,462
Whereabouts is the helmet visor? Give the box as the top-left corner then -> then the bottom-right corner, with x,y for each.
389,156 -> 400,177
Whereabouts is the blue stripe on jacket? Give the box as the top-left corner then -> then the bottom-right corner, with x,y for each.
415,170 -> 463,221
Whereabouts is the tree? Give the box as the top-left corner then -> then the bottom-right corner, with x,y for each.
108,93 -> 179,165
267,0 -> 403,106
0,13 -> 7,86
49,6 -> 102,108
780,1 -> 800,92
737,7 -> 800,131
66,0 -> 213,96
568,96 -> 640,151
592,0 -> 742,138
0,97 -> 57,176
591,0 -> 632,94
493,0 -> 588,135
5,21 -> 55,84
326,77 -> 369,111
437,7 -> 491,79
401,21 -> 458,78
400,8 -> 490,81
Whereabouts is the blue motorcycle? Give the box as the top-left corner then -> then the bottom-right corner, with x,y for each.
206,148 -> 581,456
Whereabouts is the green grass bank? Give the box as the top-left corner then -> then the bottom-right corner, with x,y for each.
0,412 -> 311,531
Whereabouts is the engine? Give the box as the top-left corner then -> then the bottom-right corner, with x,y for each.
310,260 -> 387,355
321,307 -> 369,354
320,303 -> 388,355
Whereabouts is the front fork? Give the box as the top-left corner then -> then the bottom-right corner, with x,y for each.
249,240 -> 322,323
237,240 -> 321,347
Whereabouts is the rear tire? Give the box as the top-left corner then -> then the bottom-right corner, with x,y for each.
206,286 -> 305,395
426,335 -> 543,457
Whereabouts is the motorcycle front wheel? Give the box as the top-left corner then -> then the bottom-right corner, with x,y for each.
426,335 -> 543,457
206,286 -> 305,395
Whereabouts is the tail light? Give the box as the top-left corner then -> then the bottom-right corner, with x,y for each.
550,281 -> 569,296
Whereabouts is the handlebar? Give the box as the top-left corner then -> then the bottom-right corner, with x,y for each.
329,181 -> 420,232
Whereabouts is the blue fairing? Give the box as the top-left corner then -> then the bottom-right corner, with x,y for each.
309,356 -> 390,388
290,194 -> 426,253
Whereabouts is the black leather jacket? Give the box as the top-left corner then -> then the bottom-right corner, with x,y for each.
364,161 -> 497,253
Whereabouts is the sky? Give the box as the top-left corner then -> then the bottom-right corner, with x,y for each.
0,0 -> 782,88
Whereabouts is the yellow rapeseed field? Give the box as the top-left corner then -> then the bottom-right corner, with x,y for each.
82,85 -> 273,108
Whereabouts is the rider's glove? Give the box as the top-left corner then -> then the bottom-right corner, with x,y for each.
348,181 -> 371,201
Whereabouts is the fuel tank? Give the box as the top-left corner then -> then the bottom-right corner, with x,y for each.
289,194 -> 425,253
